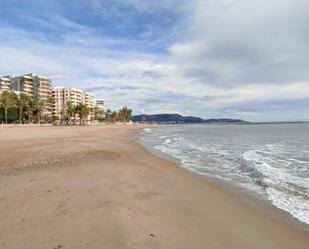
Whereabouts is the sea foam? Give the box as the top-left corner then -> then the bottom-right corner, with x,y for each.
141,123 -> 309,225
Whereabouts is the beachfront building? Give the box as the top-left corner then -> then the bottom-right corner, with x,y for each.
11,74 -> 52,102
0,76 -> 12,92
52,87 -> 82,119
83,92 -> 95,121
51,87 -> 96,122
11,74 -> 33,96
95,99 -> 105,111
82,92 -> 95,110
11,74 -> 52,116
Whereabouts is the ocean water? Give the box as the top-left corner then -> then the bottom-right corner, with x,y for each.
140,123 -> 309,225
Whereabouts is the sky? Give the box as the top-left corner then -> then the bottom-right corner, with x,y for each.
1,0 -> 309,122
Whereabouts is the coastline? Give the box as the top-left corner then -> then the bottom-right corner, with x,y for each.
0,125 -> 308,249
143,139 -> 309,230
139,124 -> 309,230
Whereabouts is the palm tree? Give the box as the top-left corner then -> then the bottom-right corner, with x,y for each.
75,103 -> 89,125
46,96 -> 55,122
111,111 -> 118,123
47,96 -> 55,112
17,93 -> 30,124
66,101 -> 75,125
0,91 -> 17,124
106,109 -> 111,124
26,97 -> 36,123
60,110 -> 65,123
34,99 -> 46,125
89,107 -> 94,123
94,108 -> 105,122
118,106 -> 132,124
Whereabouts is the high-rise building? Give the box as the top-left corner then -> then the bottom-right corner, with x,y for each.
11,74 -> 52,102
95,99 -> 105,110
0,76 -> 12,92
52,87 -> 95,121
82,92 -> 95,110
52,87 -> 82,118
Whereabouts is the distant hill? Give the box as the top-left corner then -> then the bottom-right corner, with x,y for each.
132,114 -> 248,124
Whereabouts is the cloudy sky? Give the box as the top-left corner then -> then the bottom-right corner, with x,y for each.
1,0 -> 309,121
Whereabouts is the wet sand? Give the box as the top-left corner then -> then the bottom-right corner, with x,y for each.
0,125 -> 308,249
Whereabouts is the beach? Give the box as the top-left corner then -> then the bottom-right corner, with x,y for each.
0,125 -> 308,249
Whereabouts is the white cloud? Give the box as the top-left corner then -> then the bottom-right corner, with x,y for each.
1,0 -> 309,121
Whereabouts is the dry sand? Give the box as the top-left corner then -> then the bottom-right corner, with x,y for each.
0,125 -> 308,249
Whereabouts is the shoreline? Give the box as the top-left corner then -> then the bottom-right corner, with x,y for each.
139,124 -> 309,231
140,136 -> 309,231
0,125 -> 308,248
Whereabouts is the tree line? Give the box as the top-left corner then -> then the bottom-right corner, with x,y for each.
104,106 -> 133,124
0,90 -> 53,124
60,102 -> 132,125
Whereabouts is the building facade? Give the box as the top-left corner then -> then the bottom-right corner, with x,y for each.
11,73 -> 52,102
0,76 -> 12,92
82,92 -> 95,110
95,99 -> 105,110
52,87 -> 95,121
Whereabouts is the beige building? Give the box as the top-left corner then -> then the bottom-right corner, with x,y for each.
82,92 -> 95,110
52,87 -> 95,121
11,74 -> 52,102
0,76 -> 12,92
95,99 -> 105,110
52,87 -> 81,118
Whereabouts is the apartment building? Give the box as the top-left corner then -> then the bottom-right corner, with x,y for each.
83,92 -> 95,109
51,87 -> 66,118
33,75 -> 52,102
52,87 -> 95,121
52,87 -> 81,118
0,76 -> 12,92
95,99 -> 105,110
11,73 -> 52,102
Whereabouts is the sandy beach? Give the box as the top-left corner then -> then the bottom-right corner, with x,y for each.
0,125 -> 308,249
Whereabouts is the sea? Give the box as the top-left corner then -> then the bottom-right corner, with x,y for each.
140,123 -> 309,226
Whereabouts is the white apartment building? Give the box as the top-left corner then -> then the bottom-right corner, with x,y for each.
82,92 -> 95,110
52,87 -> 82,118
0,76 -> 12,92
52,87 -> 95,121
95,99 -> 105,110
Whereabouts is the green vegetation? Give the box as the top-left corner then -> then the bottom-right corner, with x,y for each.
66,101 -> 75,124
107,106 -> 133,124
36,99 -> 46,125
0,91 -> 17,124
118,106 -> 133,124
0,91 -> 50,124
94,108 -> 105,122
75,103 -> 90,125
111,111 -> 118,123
17,93 -> 31,124
0,90 -> 133,125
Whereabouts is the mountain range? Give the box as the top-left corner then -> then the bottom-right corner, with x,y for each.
132,114 -> 248,124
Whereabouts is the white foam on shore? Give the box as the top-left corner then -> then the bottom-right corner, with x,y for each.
163,138 -> 172,144
143,128 -> 152,132
243,149 -> 309,225
267,188 -> 309,224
